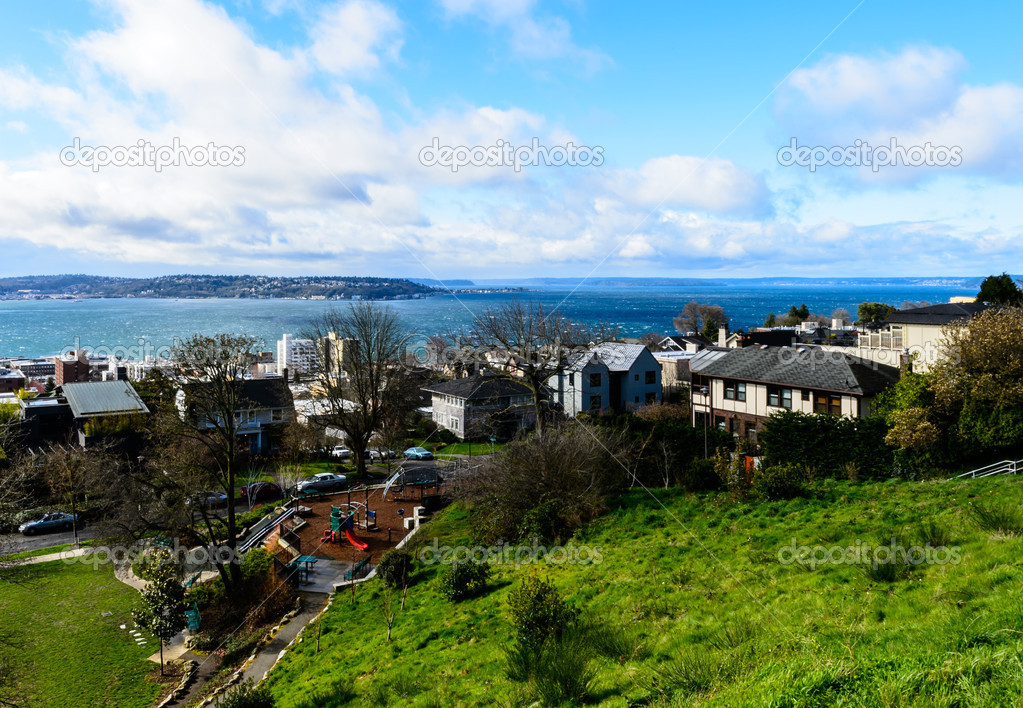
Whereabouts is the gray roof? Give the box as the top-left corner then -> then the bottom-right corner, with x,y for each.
886,302 -> 989,325
61,380 -> 150,418
423,371 -> 531,400
689,346 -> 899,396
567,342 -> 648,372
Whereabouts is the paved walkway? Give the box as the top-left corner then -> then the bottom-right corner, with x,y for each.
221,591 -> 330,702
9,546 -> 92,566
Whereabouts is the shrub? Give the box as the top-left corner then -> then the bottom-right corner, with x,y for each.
677,457 -> 722,492
376,549 -> 414,589
439,561 -> 490,602
218,679 -> 275,708
507,571 -> 578,649
516,499 -> 566,543
752,463 -> 808,501
972,502 -> 1023,535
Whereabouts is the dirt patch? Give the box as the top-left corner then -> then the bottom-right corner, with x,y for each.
289,485 -> 438,564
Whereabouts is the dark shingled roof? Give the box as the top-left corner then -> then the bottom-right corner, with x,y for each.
423,372 -> 531,400
690,346 -> 899,396
886,302 -> 989,325
182,377 -> 294,410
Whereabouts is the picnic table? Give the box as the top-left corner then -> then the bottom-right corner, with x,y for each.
288,555 -> 319,583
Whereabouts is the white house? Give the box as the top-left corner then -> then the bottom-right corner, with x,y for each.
549,342 -> 662,416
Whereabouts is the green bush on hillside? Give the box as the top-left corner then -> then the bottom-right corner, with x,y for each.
752,463 -> 808,500
439,560 -> 490,602
376,549 -> 414,589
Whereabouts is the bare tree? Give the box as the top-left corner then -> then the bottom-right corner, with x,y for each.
458,301 -> 615,437
306,303 -> 415,477
673,301 -> 730,335
168,333 -> 261,597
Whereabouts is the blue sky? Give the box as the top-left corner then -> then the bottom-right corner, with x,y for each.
0,0 -> 1021,280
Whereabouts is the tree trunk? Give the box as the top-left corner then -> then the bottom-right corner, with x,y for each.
159,641 -> 164,676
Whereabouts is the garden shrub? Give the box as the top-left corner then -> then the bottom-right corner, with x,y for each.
439,560 -> 490,602
752,463 -> 808,500
507,571 -> 578,649
376,549 -> 414,589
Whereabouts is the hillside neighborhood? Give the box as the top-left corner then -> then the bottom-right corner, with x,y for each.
3,276 -> 1023,706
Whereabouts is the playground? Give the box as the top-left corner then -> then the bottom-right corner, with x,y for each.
290,482 -> 440,565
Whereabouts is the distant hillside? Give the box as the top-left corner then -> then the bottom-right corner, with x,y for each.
0,274 -> 439,300
410,278 -> 476,287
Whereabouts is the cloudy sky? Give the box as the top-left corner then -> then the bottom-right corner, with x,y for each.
0,0 -> 1020,280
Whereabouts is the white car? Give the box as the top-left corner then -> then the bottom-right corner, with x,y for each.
366,449 -> 397,461
331,446 -> 352,460
296,472 -> 348,494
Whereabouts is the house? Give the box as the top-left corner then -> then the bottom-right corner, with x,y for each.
658,334 -> 711,353
689,346 -> 899,443
0,368 -> 26,394
176,377 -> 297,454
836,302 -> 991,373
549,342 -> 662,416
15,395 -> 74,446
62,380 -> 150,447
422,371 -> 534,440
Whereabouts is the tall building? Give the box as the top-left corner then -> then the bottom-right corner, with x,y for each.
276,334 -> 318,378
54,350 -> 91,386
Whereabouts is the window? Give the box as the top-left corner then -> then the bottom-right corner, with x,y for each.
645,392 -> 657,404
725,381 -> 746,402
635,396 -> 639,403
767,387 -> 792,409
589,395 -> 602,410
729,417 -> 740,434
715,415 -> 726,430
645,370 -> 656,385
815,395 -> 842,415
802,390 -> 810,402
589,372 -> 601,387
568,373 -> 574,386
634,374 -> 639,381
451,417 -> 459,430
271,409 -> 283,422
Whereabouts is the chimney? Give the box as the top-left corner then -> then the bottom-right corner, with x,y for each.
717,326 -> 727,348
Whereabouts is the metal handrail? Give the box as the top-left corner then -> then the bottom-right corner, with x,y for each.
956,459 -> 1022,479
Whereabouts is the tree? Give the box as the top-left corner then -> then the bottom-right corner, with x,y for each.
977,272 -> 1022,306
673,301 -> 729,335
306,303 -> 416,477
930,306 -> 1023,454
132,555 -> 187,675
763,313 -> 777,328
701,317 -> 719,341
831,308 -> 851,324
638,332 -> 665,351
170,333 -> 261,597
459,301 -> 615,437
857,302 -> 897,327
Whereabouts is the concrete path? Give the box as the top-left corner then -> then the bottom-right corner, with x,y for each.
9,546 -> 92,566
229,592 -> 330,690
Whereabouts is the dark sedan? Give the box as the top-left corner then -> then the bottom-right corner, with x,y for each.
240,481 -> 283,503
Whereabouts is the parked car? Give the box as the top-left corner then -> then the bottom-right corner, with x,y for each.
366,449 -> 397,461
296,472 -> 348,495
404,446 -> 434,460
240,481 -> 283,503
19,512 -> 78,535
187,491 -> 229,508
331,446 -> 352,460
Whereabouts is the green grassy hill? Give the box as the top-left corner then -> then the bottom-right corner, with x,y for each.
267,476 -> 1023,707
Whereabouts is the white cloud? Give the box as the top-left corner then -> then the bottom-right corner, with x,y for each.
775,46 -> 1023,181
309,0 -> 402,76
436,0 -> 610,73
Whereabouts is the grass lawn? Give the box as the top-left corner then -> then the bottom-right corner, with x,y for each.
7,539 -> 97,561
413,440 -> 505,456
1,560 -> 164,707
267,475 -> 1023,707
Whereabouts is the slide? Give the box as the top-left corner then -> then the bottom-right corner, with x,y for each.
344,526 -> 369,551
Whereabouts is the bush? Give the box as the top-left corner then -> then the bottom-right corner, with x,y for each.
752,463 -> 808,500
507,571 -> 578,649
677,458 -> 721,492
439,561 -> 490,602
376,549 -> 414,589
219,679 -> 275,708
516,499 -> 566,543
760,411 -> 892,478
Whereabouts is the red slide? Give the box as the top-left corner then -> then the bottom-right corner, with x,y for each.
344,526 -> 369,551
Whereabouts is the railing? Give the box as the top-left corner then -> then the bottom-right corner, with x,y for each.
956,459 -> 1023,479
